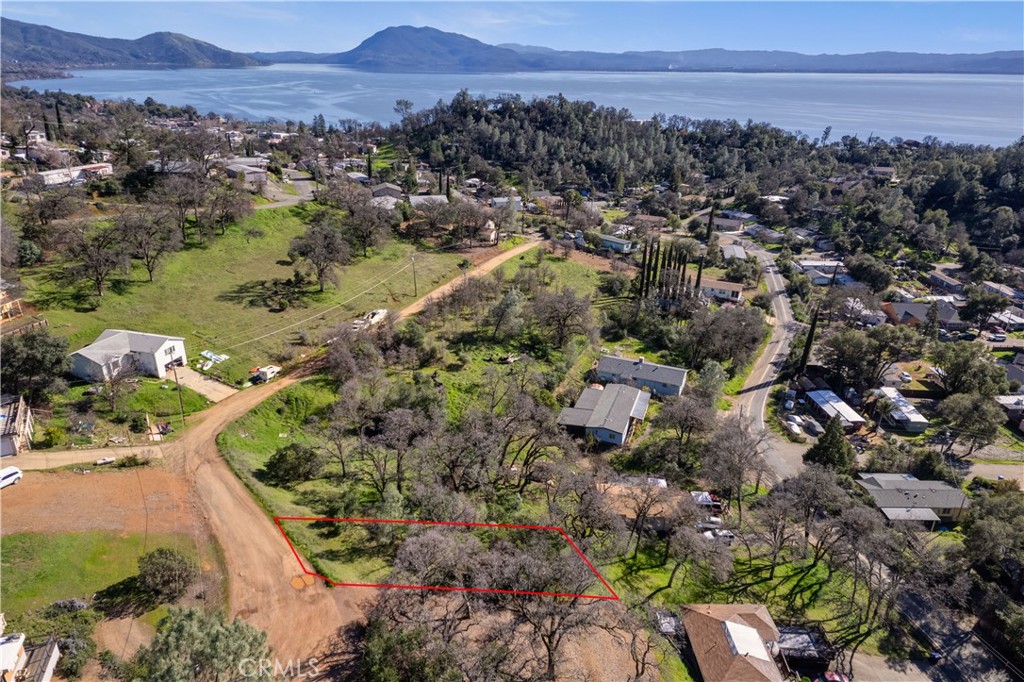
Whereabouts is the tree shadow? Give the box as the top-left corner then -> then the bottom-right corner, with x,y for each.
29,286 -> 96,312
93,576 -> 160,618
216,278 -> 313,312
310,622 -> 365,681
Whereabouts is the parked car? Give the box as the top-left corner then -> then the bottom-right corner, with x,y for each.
990,326 -> 1006,334
703,529 -> 736,546
783,400 -> 795,411
0,466 -> 24,490
787,422 -> 803,436
899,371 -> 913,383
803,418 -> 824,436
959,331 -> 978,341
95,457 -> 116,466
786,414 -> 804,425
813,674 -> 851,682
696,517 -> 724,530
989,333 -> 1007,342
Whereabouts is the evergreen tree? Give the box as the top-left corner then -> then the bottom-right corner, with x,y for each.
920,302 -> 941,341
803,416 -> 855,471
139,607 -> 272,682
798,306 -> 820,375
54,102 -> 66,140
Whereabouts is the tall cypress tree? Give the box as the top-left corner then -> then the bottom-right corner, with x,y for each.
54,103 -> 66,141
694,254 -> 705,295
637,239 -> 650,299
41,115 -> 54,143
705,202 -> 718,242
798,306 -> 819,375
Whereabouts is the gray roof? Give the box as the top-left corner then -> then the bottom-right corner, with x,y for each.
597,355 -> 688,391
880,507 -> 941,522
599,234 -> 632,246
227,164 -> 264,174
722,244 -> 747,261
857,475 -> 968,510
887,301 -> 961,325
558,384 -> 650,436
72,329 -> 184,364
409,194 -> 449,208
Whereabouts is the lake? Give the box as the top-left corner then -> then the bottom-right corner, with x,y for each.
12,64 -> 1024,146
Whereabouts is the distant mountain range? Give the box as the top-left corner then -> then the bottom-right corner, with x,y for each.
1,17 -> 263,70
2,19 -> 1021,75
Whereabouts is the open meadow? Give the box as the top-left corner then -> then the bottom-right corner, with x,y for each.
23,206 -> 466,384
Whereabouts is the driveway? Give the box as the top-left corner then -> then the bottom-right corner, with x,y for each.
174,366 -> 238,403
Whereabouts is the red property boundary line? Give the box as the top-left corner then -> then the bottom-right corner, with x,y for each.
274,516 -> 619,601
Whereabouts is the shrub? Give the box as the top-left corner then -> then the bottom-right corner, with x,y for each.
128,413 -> 148,433
138,548 -> 199,602
262,443 -> 326,487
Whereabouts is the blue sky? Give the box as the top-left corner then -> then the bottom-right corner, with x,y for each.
3,2 -> 1022,55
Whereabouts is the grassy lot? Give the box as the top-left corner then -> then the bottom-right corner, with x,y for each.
23,207 -> 465,384
0,531 -> 197,620
495,249 -> 604,299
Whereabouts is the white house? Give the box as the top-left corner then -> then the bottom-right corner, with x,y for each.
33,163 -> 113,187
70,330 -> 186,382
225,164 -> 267,184
700,278 -> 744,303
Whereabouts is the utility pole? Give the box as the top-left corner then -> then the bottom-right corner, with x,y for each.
412,253 -> 418,297
170,363 -> 186,429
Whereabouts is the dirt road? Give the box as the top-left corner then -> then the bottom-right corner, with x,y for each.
7,242 -> 547,661
397,238 -> 541,319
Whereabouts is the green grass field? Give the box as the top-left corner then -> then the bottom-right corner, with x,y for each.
23,207 -> 466,384
0,532 -> 197,619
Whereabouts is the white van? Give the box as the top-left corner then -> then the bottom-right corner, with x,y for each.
0,466 -> 24,490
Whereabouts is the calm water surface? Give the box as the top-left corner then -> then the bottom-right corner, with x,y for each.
13,64 -> 1024,146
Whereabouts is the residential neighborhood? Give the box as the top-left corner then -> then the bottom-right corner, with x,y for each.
0,54 -> 1022,682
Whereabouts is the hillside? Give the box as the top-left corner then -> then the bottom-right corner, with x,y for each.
325,25 -> 542,72
3,19 -> 1020,75
0,17 -> 264,69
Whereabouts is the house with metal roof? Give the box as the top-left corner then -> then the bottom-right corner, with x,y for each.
70,330 -> 186,382
595,355 -> 688,397
558,384 -> 650,446
805,389 -> 865,431
877,387 -> 929,433
857,473 -> 969,526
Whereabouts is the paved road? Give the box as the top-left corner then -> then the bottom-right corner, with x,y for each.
729,237 -> 806,480
256,168 -> 317,210
728,239 -> 1020,682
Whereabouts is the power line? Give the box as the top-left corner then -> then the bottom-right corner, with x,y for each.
220,260 -> 413,350
205,258 -> 413,347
